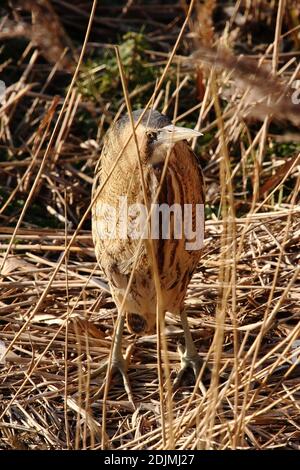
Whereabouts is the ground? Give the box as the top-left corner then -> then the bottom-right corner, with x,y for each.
0,0 -> 300,450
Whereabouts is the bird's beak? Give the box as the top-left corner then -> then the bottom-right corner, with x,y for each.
156,124 -> 203,144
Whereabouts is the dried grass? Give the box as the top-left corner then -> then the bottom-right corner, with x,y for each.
0,0 -> 300,450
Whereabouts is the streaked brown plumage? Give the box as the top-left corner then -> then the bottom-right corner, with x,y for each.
92,109 -> 205,398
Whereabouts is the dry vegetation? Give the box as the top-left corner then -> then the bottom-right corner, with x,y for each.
0,0 -> 300,450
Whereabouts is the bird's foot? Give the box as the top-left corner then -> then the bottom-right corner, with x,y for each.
173,343 -> 207,393
91,344 -> 135,407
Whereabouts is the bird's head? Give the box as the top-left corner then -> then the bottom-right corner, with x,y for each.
145,123 -> 203,165
114,109 -> 203,166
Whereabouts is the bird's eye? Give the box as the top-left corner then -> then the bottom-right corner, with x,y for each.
147,131 -> 157,142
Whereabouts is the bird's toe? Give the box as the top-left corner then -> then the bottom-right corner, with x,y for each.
173,346 -> 209,393
91,344 -> 135,407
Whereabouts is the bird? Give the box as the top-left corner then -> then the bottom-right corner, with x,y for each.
92,109 -> 205,400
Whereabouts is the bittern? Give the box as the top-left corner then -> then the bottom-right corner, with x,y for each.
92,109 -> 205,398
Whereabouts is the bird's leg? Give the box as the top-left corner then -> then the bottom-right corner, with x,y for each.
173,309 -> 204,390
110,314 -> 134,402
92,314 -> 134,405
